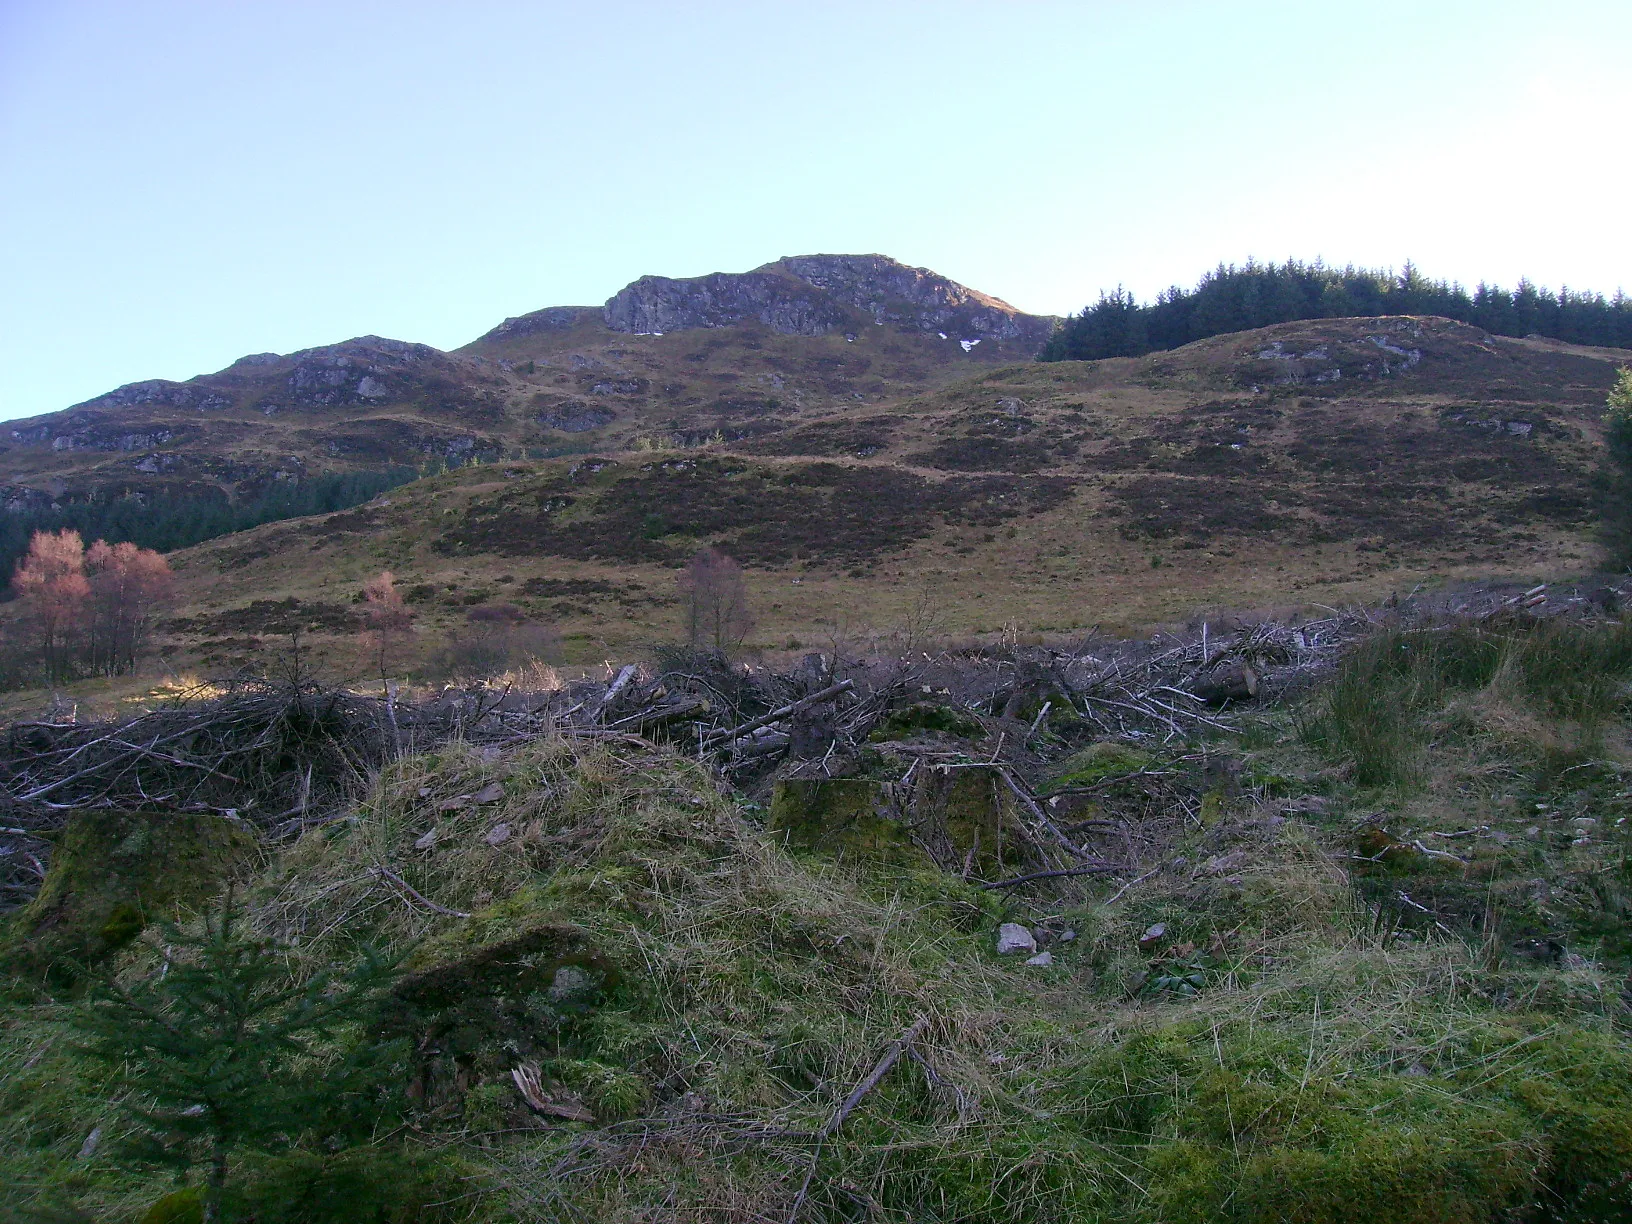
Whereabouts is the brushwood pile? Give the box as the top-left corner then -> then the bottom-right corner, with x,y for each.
4,578 -> 1632,1222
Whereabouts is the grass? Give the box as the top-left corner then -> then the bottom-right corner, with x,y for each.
1301,616 -> 1632,789
9,632 -> 1632,1222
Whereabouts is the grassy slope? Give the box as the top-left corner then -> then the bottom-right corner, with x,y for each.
7,617 -> 1632,1221
137,316 -> 1627,682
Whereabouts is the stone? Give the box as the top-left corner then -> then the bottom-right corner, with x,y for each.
414,827 -> 439,851
473,782 -> 506,804
484,823 -> 512,847
1137,922 -> 1167,952
996,923 -> 1037,955
1024,950 -> 1054,966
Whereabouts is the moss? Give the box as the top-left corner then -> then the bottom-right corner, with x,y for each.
383,892 -> 617,1109
766,778 -> 927,867
2,810 -> 257,982
138,1187 -> 203,1224
1043,741 -> 1152,792
909,766 -> 1013,876
767,770 -> 1013,874
869,701 -> 985,743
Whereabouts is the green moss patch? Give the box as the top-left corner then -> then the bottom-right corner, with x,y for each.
1044,741 -> 1153,792
3,809 -> 257,981
869,701 -> 985,742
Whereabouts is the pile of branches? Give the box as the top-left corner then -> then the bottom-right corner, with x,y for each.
3,579 -> 1624,911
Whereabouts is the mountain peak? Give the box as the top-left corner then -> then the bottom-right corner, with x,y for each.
599,253 -> 1055,348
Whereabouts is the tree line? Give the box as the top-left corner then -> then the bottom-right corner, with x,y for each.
0,467 -> 419,595
1041,260 -> 1632,361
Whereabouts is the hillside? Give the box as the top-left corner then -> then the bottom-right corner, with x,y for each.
152,314 -> 1628,675
0,255 -> 1052,509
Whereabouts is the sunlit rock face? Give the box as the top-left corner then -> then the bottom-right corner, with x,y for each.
602,253 -> 1056,350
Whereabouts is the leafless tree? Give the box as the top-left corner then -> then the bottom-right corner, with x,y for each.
86,540 -> 172,676
14,529 -> 90,682
360,570 -> 414,692
680,547 -> 754,655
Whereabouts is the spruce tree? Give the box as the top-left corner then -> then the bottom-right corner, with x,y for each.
70,895 -> 404,1223
1601,368 -> 1632,567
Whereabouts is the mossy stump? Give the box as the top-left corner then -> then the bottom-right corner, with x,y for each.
768,768 -> 1012,875
2,808 -> 257,981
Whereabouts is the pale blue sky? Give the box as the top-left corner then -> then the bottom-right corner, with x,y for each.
2,0 -> 1629,422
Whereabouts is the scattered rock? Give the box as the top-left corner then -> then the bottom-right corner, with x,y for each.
473,782 -> 506,804
1137,922 -> 1167,952
1025,951 -> 1054,966
996,923 -> 1037,955
414,828 -> 439,851
1058,929 -> 1077,943
484,823 -> 512,847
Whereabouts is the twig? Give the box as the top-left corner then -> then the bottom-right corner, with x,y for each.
979,864 -> 1125,890
368,864 -> 471,918
788,1015 -> 928,1224
1100,865 -> 1161,907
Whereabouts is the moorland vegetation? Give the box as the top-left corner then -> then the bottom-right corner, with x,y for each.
5,596 -> 1632,1222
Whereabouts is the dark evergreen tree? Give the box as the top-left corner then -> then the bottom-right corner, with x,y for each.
0,466 -> 419,594
70,896 -> 405,1223
1043,260 -> 1632,361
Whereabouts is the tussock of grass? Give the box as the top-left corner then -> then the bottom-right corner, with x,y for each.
1302,617 -> 1632,788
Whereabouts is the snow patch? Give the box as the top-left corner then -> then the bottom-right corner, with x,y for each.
960,339 -> 981,352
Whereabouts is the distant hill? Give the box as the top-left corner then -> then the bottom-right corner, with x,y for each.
150,312 -> 1629,672
0,255 -> 1055,510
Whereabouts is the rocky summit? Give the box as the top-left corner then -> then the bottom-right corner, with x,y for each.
600,254 -> 1056,345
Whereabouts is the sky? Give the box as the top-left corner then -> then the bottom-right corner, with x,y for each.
2,0 -> 1629,422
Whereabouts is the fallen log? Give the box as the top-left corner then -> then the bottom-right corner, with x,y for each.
700,680 -> 853,748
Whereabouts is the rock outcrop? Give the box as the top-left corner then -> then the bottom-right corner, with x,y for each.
602,253 -> 1056,350
476,305 -> 600,343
